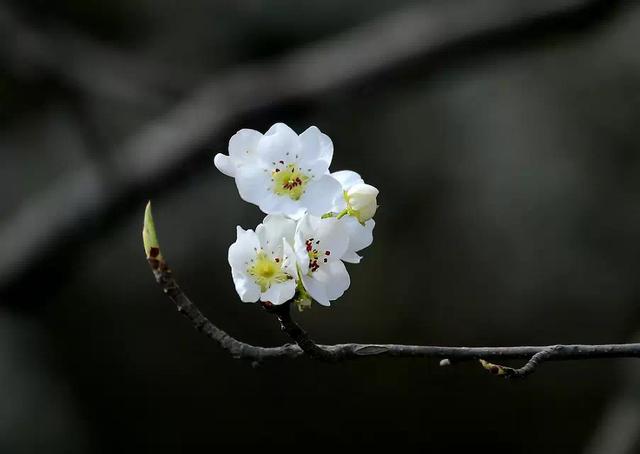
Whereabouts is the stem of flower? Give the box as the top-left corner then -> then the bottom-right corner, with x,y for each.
336,209 -> 349,219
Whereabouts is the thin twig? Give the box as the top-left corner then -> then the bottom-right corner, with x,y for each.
479,345 -> 563,379
142,203 -> 640,376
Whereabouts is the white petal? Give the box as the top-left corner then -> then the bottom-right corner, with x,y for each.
301,273 -> 330,306
341,250 -> 362,264
299,175 -> 343,216
231,269 -> 261,303
257,215 -> 296,252
235,165 -> 271,207
341,217 -> 375,254
281,238 -> 298,277
301,260 -> 350,305
214,153 -> 235,177
258,123 -> 301,166
318,131 -> 333,165
299,126 -> 323,161
228,227 -> 259,270
331,170 -> 363,191
323,260 -> 350,301
260,280 -> 296,305
294,227 -> 311,272
313,216 -> 349,259
258,191 -> 307,218
229,128 -> 262,160
299,126 -> 331,174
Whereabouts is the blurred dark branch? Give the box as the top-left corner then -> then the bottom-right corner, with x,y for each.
584,384 -> 640,454
583,335 -> 640,454
0,0 -> 614,293
144,203 -> 640,376
0,5 -> 195,104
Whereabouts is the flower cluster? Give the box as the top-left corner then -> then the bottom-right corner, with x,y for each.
215,123 -> 378,308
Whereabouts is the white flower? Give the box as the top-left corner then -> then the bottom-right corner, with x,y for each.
215,123 -> 343,219
294,214 -> 350,306
331,170 -> 377,263
228,215 -> 298,305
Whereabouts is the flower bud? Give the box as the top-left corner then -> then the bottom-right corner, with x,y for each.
346,183 -> 379,222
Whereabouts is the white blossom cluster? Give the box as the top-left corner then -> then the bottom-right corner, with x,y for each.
214,123 -> 378,308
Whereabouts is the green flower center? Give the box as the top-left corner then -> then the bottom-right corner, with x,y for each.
272,163 -> 309,200
247,252 -> 290,292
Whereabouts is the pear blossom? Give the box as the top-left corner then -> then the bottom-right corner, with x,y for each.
294,214 -> 350,306
228,215 -> 298,305
215,123 -> 342,219
331,170 -> 377,263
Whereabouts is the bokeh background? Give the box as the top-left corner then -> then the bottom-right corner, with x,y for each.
2,0 -> 640,452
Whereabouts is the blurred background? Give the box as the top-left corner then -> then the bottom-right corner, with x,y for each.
2,0 -> 640,451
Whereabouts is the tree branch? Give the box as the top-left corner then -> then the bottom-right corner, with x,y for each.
0,4 -> 195,104
259,301 -> 335,362
142,203 -> 640,377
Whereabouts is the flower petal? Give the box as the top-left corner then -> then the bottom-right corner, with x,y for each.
228,226 -> 259,270
301,260 -> 350,305
313,216 -> 349,259
260,279 -> 296,305
323,260 -> 351,301
258,123 -> 301,166
299,126 -> 331,173
341,250 -> 362,264
301,273 -> 330,306
281,238 -> 298,277
214,153 -> 235,177
331,170 -> 363,191
229,128 -> 262,159
294,226 -> 311,272
258,192 -> 307,219
231,269 -> 261,303
257,215 -> 296,253
299,175 -> 343,216
234,164 -> 271,206
340,217 -> 375,262
318,131 -> 333,165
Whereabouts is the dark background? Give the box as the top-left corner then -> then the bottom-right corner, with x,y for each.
2,0 -> 640,452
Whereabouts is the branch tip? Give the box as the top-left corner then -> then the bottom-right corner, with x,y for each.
143,201 -> 163,263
